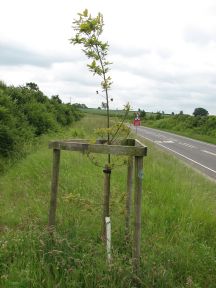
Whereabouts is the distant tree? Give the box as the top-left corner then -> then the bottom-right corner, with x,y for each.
139,109 -> 146,118
193,107 -> 209,117
155,111 -> 162,120
51,95 -> 62,104
179,110 -> 184,115
171,112 -> 175,115
0,80 -> 7,89
73,103 -> 88,109
26,82 -> 39,91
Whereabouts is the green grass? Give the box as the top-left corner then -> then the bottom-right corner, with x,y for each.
143,116 -> 216,145
81,107 -> 136,118
163,128 -> 216,145
1,114 -> 216,287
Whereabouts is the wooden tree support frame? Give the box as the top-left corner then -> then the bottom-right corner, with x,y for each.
48,138 -> 147,272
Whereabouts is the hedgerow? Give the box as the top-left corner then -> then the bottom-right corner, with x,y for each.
0,81 -> 82,163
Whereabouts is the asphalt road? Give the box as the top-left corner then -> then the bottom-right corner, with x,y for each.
131,125 -> 216,181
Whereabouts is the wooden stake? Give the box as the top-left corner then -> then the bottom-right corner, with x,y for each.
125,156 -> 134,241
102,165 -> 111,241
48,149 -> 61,227
133,156 -> 143,272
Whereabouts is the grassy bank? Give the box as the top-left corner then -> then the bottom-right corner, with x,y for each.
143,114 -> 216,145
81,107 -> 137,119
1,115 -> 216,287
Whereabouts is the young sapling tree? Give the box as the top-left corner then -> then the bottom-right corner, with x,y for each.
70,9 -> 130,242
70,9 -> 112,151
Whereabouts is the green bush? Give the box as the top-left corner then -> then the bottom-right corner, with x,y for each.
0,82 -> 82,163
0,125 -> 16,157
23,102 -> 58,135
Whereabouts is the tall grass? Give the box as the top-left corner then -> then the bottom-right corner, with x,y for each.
1,115 -> 216,287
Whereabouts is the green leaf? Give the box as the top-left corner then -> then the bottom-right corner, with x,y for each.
83,9 -> 88,17
80,23 -> 90,33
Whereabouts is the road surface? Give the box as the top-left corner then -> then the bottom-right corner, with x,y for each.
131,126 -> 216,181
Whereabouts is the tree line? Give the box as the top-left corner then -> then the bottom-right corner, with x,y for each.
141,110 -> 216,141
0,81 -> 82,162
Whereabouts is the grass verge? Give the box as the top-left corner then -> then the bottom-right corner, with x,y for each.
143,119 -> 216,145
1,114 -> 216,287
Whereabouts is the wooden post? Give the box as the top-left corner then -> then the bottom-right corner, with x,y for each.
133,156 -> 143,272
102,165 -> 111,241
48,148 -> 61,227
125,156 -> 134,241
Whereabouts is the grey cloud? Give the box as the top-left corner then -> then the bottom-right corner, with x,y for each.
0,43 -> 81,67
114,58 -> 216,89
156,48 -> 172,59
184,27 -> 216,45
63,76 -> 98,87
110,44 -> 151,58
113,63 -> 177,84
41,80 -> 99,106
111,44 -> 171,60
55,70 -> 99,87
154,79 -> 216,104
152,84 -> 216,114
0,43 -> 53,66
112,63 -> 216,114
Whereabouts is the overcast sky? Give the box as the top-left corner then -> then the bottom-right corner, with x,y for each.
0,0 -> 216,115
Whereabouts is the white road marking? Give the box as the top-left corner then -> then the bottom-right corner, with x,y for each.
140,135 -> 216,175
179,142 -> 196,148
154,140 -> 174,144
202,150 -> 216,157
137,126 -> 216,149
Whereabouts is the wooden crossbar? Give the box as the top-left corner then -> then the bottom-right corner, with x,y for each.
49,138 -> 147,157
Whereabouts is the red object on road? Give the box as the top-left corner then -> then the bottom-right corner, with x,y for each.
133,119 -> 141,126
